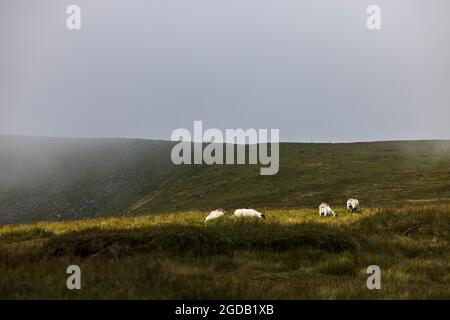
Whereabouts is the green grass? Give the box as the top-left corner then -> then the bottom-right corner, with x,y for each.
1,137 -> 449,298
1,205 -> 448,299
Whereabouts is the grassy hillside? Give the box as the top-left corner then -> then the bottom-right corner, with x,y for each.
1,135 -> 450,224
0,205 -> 448,299
0,136 -> 449,299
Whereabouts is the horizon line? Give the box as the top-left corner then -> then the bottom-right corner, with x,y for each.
1,132 -> 450,145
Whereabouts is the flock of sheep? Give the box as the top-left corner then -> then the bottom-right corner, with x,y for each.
203,198 -> 360,222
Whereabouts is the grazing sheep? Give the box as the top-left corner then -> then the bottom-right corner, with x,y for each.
233,209 -> 266,219
204,208 -> 225,222
347,198 -> 360,212
319,203 -> 336,217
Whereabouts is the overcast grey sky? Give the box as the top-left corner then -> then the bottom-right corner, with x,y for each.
0,0 -> 449,142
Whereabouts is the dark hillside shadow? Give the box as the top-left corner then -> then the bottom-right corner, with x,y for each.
41,221 -> 361,259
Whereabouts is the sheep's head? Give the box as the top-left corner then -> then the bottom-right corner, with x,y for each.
261,213 -> 266,219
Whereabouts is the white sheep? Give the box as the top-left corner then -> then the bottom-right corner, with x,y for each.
346,198 -> 360,212
233,208 -> 266,219
204,208 -> 225,222
319,203 -> 336,217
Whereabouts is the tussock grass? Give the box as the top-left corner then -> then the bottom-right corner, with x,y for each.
0,205 -> 449,299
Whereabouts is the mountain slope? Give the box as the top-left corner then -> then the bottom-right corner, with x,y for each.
1,135 -> 450,224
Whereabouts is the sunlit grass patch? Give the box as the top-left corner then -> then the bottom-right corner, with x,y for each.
0,205 -> 449,299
